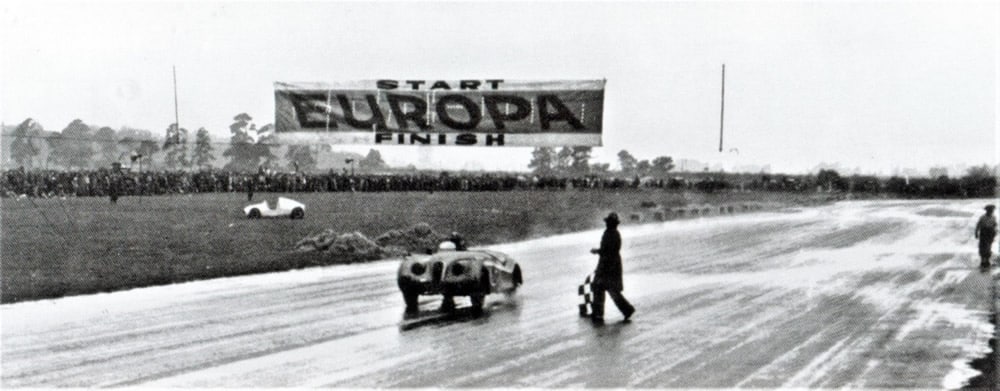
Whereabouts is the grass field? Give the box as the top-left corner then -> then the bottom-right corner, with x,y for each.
1,190 -> 830,303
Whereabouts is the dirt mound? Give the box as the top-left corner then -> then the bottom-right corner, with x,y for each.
326,232 -> 385,261
295,230 -> 390,261
295,223 -> 447,262
374,222 -> 446,254
294,229 -> 339,252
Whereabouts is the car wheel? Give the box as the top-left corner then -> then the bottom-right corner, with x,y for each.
480,269 -> 492,292
512,265 -> 523,290
290,207 -> 304,219
441,295 -> 456,313
471,269 -> 490,314
470,294 -> 485,314
248,208 -> 261,219
402,290 -> 419,311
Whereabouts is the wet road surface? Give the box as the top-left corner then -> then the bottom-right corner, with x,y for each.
2,200 -> 996,388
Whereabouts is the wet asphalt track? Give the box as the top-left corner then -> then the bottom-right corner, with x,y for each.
2,200 -> 996,388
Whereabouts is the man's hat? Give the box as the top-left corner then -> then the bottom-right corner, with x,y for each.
986,204 -> 996,211
604,212 -> 620,223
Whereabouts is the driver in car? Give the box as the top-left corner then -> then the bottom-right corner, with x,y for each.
449,231 -> 468,251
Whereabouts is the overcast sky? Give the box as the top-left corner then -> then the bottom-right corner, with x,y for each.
1,1 -> 996,174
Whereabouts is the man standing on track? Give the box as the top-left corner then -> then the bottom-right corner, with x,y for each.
975,204 -> 997,268
589,212 -> 635,324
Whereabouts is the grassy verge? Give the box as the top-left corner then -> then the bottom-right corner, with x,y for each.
1,190 -> 831,303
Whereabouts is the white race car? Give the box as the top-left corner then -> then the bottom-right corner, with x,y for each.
244,197 -> 306,219
397,246 -> 523,313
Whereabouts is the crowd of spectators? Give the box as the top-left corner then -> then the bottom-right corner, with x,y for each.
1,167 -> 689,198
2,166 -> 993,199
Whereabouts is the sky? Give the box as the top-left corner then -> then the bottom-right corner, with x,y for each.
1,1 -> 996,175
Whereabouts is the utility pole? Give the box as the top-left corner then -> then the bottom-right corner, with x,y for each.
173,65 -> 180,133
719,63 -> 726,153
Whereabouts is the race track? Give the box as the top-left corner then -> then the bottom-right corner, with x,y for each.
2,200 -> 997,388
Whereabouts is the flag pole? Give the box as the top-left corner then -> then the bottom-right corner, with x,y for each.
718,63 -> 725,153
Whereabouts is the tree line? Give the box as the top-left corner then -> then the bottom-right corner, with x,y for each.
4,115 -> 387,173
4,116 -> 995,199
528,147 -> 676,177
809,167 -> 996,198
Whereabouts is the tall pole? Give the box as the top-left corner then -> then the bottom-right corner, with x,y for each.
719,63 -> 725,153
173,65 -> 180,132
173,65 -> 184,172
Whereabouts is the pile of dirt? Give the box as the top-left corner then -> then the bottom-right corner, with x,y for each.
295,230 -> 399,262
294,229 -> 339,252
374,222 -> 446,254
295,222 -> 446,262
326,232 -> 386,261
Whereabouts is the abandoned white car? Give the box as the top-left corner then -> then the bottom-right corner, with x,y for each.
244,197 -> 306,219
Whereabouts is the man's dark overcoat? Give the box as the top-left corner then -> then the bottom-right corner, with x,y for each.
594,227 -> 624,291
977,213 -> 997,259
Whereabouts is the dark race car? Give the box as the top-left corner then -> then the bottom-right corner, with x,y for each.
397,248 -> 522,313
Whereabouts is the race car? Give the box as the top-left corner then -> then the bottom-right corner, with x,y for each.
397,247 -> 522,313
244,197 -> 306,219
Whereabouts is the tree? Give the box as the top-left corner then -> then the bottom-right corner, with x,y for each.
115,126 -> 158,169
886,176 -> 910,195
617,150 -> 637,176
590,162 -> 611,176
528,147 -> 556,176
932,174 -> 961,197
162,123 -> 190,170
965,165 -> 995,179
555,147 -> 573,174
222,113 -> 255,171
9,118 -> 43,168
94,126 -> 118,167
45,133 -> 64,169
222,114 -> 274,172
191,128 -> 215,169
635,159 -> 652,177
285,145 -> 317,173
928,166 -> 949,179
116,126 -> 155,142
255,124 -> 278,169
136,139 -> 160,169
569,146 -> 592,176
49,119 -> 95,169
816,169 -> 846,192
961,165 -> 997,197
358,149 -> 388,171
851,175 -> 881,194
650,156 -> 675,177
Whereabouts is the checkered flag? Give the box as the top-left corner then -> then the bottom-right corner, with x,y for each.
578,273 -> 594,317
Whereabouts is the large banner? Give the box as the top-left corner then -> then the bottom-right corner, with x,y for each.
275,79 -> 604,147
